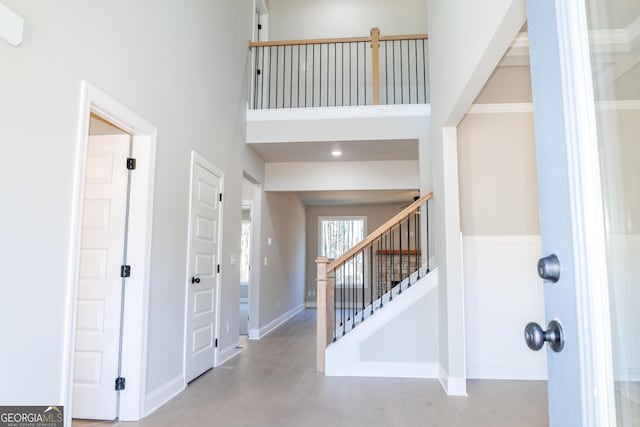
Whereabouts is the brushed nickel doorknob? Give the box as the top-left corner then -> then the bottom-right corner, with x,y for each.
525,320 -> 564,352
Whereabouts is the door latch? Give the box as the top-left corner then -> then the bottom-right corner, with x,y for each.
537,254 -> 561,282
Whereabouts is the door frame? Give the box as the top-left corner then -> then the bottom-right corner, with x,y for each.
526,0 -> 616,424
183,151 -> 225,385
63,81 -> 158,424
240,200 -> 253,314
243,173 -> 263,340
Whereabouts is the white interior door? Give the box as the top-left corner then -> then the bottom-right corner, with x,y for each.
524,0 -> 640,424
73,135 -> 131,420
186,154 -> 222,383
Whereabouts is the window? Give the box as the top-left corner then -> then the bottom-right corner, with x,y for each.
319,216 -> 366,286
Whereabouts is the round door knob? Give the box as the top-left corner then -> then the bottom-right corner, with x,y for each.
191,276 -> 200,284
524,320 -> 564,353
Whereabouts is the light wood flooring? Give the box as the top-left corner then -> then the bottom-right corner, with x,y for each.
75,309 -> 548,427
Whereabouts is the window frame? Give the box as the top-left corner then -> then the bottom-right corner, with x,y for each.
317,216 -> 367,288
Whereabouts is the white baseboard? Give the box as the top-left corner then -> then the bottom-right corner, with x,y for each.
144,374 -> 184,417
248,329 -> 260,340
248,303 -> 305,340
329,362 -> 439,378
438,365 -> 467,396
218,341 -> 242,366
305,301 -> 317,308
467,362 -> 547,380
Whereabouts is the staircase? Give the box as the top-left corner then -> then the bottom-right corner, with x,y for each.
316,193 -> 435,375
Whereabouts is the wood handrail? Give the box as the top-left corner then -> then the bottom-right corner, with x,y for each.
379,34 -> 428,41
248,33 -> 428,49
327,192 -> 432,271
249,36 -> 372,48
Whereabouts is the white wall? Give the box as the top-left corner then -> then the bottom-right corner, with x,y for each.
265,161 -> 420,192
247,105 -> 430,143
325,269 -> 439,378
268,0 -> 427,40
360,289 -> 439,364
457,108 -> 545,379
463,236 -> 546,379
426,0 -> 526,391
0,0 -> 254,409
248,105 -> 431,193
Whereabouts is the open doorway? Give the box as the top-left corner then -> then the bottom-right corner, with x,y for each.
239,178 -> 255,336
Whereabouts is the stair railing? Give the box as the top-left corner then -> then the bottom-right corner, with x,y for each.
248,28 -> 429,109
316,192 -> 433,372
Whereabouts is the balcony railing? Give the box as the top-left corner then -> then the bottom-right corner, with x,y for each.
248,28 -> 429,109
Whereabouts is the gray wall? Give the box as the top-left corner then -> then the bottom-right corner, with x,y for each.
305,203 -> 405,302
268,0 -> 428,39
0,0 -> 254,404
260,192 -> 307,325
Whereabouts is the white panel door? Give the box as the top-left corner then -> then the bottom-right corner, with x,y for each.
73,135 -> 130,420
186,157 -> 222,383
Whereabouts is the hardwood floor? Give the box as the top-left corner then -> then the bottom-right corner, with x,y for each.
77,309 -> 548,427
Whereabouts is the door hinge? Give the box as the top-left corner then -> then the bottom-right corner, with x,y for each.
219,193 -> 223,202
258,24 -> 262,30
115,377 -> 126,391
120,265 -> 131,278
217,264 -> 221,274
126,158 -> 137,170
215,338 -> 218,348
256,69 -> 261,75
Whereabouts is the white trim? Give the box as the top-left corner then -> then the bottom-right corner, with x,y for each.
305,302 -> 317,308
247,104 -> 431,122
467,103 -> 534,114
555,0 -> 616,424
64,81 -> 156,425
244,175 -> 263,338
438,365 -> 468,396
182,151 -> 225,383
595,100 -> 640,111
255,0 -> 268,15
0,3 -> 23,46
467,363 -> 547,381
335,362 -> 439,379
240,297 -> 249,304
627,16 -> 640,44
248,303 -> 305,340
467,101 -> 640,115
218,341 -> 242,366
510,32 -> 529,49
144,375 -> 184,417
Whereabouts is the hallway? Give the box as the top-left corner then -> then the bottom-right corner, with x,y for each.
110,309 -> 548,427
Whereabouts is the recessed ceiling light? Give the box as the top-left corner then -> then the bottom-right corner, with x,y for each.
331,150 -> 342,157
